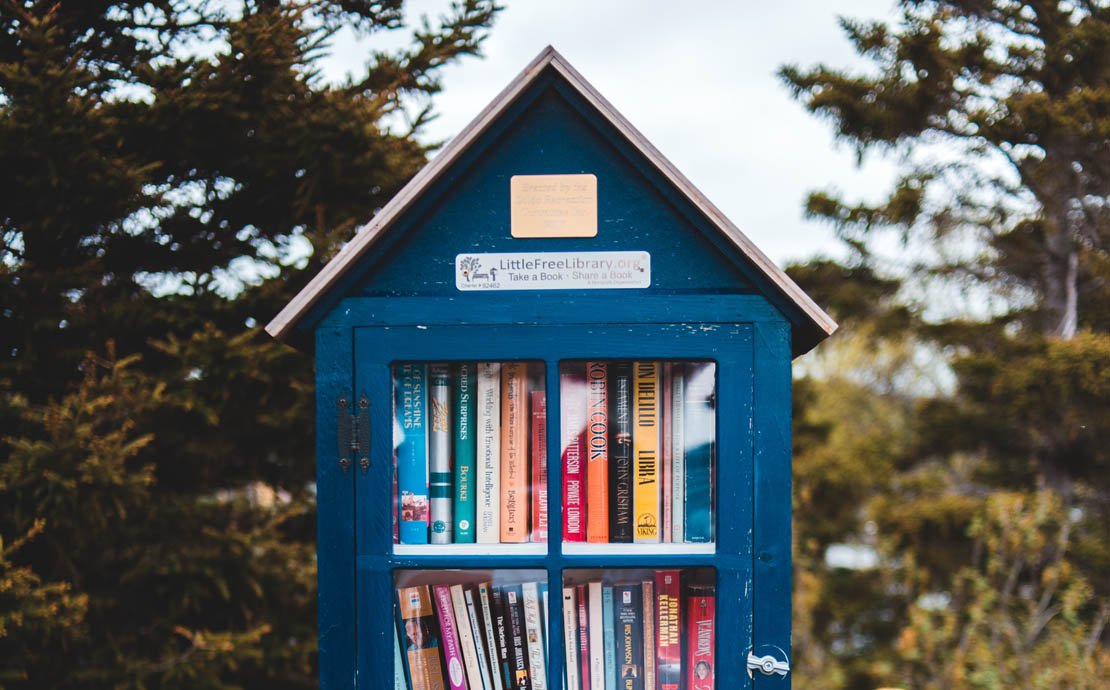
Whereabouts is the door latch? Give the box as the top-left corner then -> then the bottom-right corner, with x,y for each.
747,647 -> 790,678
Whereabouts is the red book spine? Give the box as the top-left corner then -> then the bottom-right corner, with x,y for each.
654,571 -> 681,690
561,367 -> 586,542
662,363 -> 673,543
577,584 -> 590,690
685,590 -> 715,690
531,389 -> 548,542
586,362 -> 609,543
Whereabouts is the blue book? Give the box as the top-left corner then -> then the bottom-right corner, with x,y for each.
602,585 -> 616,690
396,363 -> 429,544
684,362 -> 715,543
453,363 -> 477,542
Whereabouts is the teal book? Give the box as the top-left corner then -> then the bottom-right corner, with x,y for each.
453,362 -> 477,542
602,584 -> 616,690
394,623 -> 406,690
396,363 -> 429,544
684,362 -> 715,543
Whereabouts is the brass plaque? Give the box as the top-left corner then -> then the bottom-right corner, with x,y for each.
510,174 -> 598,238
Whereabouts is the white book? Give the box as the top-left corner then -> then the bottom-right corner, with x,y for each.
465,587 -> 495,690
429,364 -> 453,544
671,365 -> 685,543
522,582 -> 548,690
478,583 -> 506,690
562,586 -> 580,690
477,363 -> 502,543
588,581 -> 605,690
450,584 -> 484,690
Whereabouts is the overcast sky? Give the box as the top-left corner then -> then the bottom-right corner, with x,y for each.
321,1 -> 903,268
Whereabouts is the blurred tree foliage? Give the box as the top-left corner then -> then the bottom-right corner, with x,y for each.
0,1 -> 498,688
783,2 -> 1109,688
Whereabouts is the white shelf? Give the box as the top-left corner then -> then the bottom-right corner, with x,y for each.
561,542 -> 715,556
392,543 -> 548,557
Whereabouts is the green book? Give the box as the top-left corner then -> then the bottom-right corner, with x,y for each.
453,362 -> 478,542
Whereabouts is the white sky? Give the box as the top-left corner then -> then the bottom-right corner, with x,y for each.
321,1 -> 903,268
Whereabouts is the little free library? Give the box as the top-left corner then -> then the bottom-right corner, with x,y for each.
267,46 -> 835,690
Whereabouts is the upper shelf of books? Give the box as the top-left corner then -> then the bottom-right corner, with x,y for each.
391,360 -> 716,555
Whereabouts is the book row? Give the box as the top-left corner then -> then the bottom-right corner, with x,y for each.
394,362 -> 547,544
561,361 -> 716,544
395,575 -> 550,690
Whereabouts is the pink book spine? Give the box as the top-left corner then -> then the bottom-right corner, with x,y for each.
433,584 -> 470,690
531,389 -> 548,542
561,367 -> 586,542
662,363 -> 673,543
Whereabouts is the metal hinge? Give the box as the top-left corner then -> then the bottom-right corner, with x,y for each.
747,649 -> 790,678
336,392 -> 371,475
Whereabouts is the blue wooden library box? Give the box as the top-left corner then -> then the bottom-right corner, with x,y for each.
268,47 -> 834,690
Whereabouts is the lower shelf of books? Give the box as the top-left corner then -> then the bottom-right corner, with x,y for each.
562,567 -> 716,690
394,568 -> 549,690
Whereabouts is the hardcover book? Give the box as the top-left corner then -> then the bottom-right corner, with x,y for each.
522,582 -> 548,690
478,583 -> 506,690
500,362 -> 529,543
454,363 -> 477,542
633,362 -> 661,543
684,363 -> 715,543
613,582 -> 644,690
562,586 -> 581,690
561,365 -> 587,542
396,364 -> 429,544
505,585 -> 531,690
397,585 -> 447,690
450,585 -> 484,690
586,362 -> 610,543
476,363 -> 501,543
654,571 -> 681,690
429,364 -> 453,544
640,580 -> 655,690
432,584 -> 469,690
464,587 -> 495,690
608,362 -> 634,543
588,581 -> 605,690
685,587 -> 715,690
531,388 -> 548,542
669,365 -> 685,544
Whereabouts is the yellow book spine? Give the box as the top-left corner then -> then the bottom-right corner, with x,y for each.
500,362 -> 529,542
633,361 -> 661,543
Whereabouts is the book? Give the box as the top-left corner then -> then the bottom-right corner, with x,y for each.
586,362 -> 609,543
588,581 -> 605,690
429,364 -> 453,544
396,364 -> 429,544
397,585 -> 447,690
454,363 -> 478,542
476,363 -> 501,543
576,584 -> 590,690
633,362 -> 661,543
608,362 -> 634,543
561,365 -> 586,542
539,582 -> 549,665
670,365 -> 685,543
662,363 -> 673,543
478,583 -> 506,690
613,582 -> 644,690
395,621 -> 407,690
684,363 -> 715,543
602,585 -> 617,690
451,585 -> 484,690
522,582 -> 548,690
500,362 -> 529,543
685,586 -> 715,690
432,584 -> 469,690
505,585 -> 531,690
491,587 -> 513,690
531,388 -> 548,542
562,587 -> 581,690
641,580 -> 655,690
459,590 -> 495,690
654,571 -> 681,690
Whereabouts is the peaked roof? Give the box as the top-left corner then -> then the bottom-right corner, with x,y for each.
266,46 -> 837,354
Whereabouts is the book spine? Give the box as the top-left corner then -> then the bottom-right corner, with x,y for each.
685,589 -> 715,690
479,583 -> 507,690
522,582 -> 548,690
684,363 -> 715,543
505,585 -> 531,690
429,364 -> 453,544
633,362 -> 661,543
464,587 -> 495,690
608,362 -> 633,543
539,582 -> 549,666
454,363 -> 477,542
602,585 -> 616,690
395,622 -> 407,690
531,388 -> 548,542
432,585 -> 469,690
586,362 -> 609,543
641,580 -> 655,690
476,363 -> 501,543
576,584 -> 590,690
397,585 -> 448,690
397,364 -> 429,544
501,362 -> 529,542
662,363 -> 673,543
451,585 -> 484,690
654,571 -> 681,690
613,583 -> 644,690
491,587 -> 513,690
562,587 -> 581,690
561,365 -> 586,542
670,365 -> 685,544
588,581 -> 605,690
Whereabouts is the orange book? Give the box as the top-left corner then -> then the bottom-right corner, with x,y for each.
586,361 -> 609,542
500,362 -> 529,542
